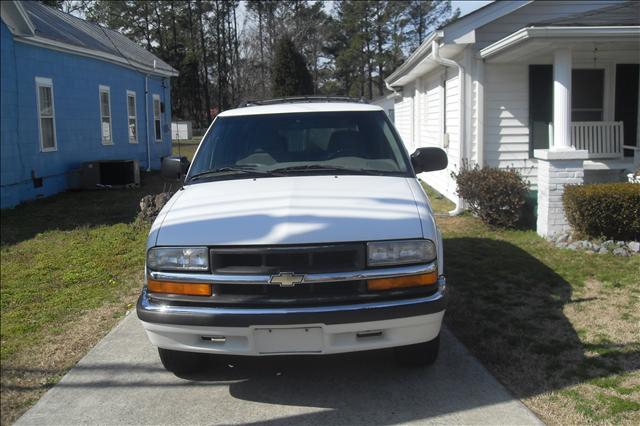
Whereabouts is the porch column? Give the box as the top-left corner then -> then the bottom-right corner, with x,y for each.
534,48 -> 588,238
553,48 -> 573,150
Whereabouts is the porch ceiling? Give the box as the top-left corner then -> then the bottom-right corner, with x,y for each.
480,27 -> 640,64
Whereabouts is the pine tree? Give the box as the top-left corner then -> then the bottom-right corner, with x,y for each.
271,37 -> 313,97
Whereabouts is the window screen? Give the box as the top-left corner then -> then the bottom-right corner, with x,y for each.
572,69 -> 604,122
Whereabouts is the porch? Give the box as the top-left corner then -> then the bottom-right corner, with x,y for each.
478,8 -> 639,237
532,50 -> 640,167
479,17 -> 640,167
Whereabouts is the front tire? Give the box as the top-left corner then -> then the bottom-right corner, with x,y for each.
394,334 -> 440,367
158,348 -> 206,374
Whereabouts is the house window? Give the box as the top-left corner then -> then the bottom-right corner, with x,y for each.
572,69 -> 604,122
153,94 -> 162,142
99,85 -> 112,144
127,91 -> 137,144
35,77 -> 57,152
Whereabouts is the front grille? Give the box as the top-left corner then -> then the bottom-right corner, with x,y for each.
144,243 -> 437,307
210,243 -> 366,274
149,281 -> 437,307
211,280 -> 368,306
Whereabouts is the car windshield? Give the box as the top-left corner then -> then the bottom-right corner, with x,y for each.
187,111 -> 410,183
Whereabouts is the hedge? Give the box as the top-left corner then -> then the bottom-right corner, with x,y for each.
452,163 -> 529,228
563,182 -> 640,240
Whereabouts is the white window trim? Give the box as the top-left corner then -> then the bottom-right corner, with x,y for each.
99,85 -> 113,145
35,77 -> 57,152
153,94 -> 162,142
126,90 -> 138,144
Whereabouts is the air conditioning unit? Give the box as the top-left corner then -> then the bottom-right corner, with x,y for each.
80,160 -> 140,189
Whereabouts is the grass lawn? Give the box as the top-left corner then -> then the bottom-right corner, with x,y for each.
421,182 -> 640,425
0,173 -> 170,424
1,167 -> 637,424
172,138 -> 201,162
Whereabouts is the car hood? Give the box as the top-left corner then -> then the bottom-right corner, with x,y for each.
151,175 -> 432,246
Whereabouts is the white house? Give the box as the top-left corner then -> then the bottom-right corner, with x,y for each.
385,0 -> 639,236
371,93 -> 396,123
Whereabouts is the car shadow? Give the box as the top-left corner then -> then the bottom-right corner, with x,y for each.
0,172 -> 177,246
442,237 -> 640,400
170,237 -> 638,423
170,328 -> 534,425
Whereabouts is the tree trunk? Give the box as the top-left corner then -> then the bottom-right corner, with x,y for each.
143,3 -> 152,50
196,0 -> 212,122
258,7 -> 265,98
186,1 -> 202,126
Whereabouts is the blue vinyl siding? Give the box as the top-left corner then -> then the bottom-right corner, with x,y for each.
0,20 -> 172,208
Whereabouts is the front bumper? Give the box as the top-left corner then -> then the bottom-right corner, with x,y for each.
137,281 -> 446,327
137,277 -> 446,355
139,309 -> 445,356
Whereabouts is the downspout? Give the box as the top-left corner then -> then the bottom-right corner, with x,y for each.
430,39 -> 465,216
144,74 -> 151,172
476,58 -> 484,168
385,80 -> 401,97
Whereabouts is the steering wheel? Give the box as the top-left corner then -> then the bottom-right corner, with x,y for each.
327,149 -> 360,160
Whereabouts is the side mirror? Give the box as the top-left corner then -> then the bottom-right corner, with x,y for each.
161,156 -> 191,180
410,147 -> 448,174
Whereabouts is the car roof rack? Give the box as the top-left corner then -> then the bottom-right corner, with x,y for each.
238,96 -> 368,108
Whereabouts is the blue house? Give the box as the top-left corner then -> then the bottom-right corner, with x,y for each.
1,1 -> 178,208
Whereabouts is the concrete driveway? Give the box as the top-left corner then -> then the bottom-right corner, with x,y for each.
17,312 -> 542,425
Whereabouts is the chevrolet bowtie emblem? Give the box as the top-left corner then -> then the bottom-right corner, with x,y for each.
269,272 -> 305,287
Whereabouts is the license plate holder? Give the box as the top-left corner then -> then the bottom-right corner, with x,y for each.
253,327 -> 323,354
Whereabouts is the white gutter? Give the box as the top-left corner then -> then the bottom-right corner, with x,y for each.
430,39 -> 465,216
13,1 -> 36,35
480,26 -> 640,59
384,80 -> 401,97
386,31 -> 442,88
145,75 -> 151,172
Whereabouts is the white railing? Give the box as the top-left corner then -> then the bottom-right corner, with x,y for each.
571,121 -> 624,159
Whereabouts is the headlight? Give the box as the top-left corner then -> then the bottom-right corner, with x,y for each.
367,239 -> 436,266
147,247 -> 209,271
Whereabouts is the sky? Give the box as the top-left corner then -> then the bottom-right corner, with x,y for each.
452,0 -> 493,17
235,1 -> 494,33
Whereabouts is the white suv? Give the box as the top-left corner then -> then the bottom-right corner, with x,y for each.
137,98 -> 448,373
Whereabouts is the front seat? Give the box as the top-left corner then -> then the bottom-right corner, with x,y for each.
257,135 -> 287,162
327,130 -> 366,159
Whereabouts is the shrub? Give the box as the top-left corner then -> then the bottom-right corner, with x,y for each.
563,183 -> 640,240
452,163 -> 528,228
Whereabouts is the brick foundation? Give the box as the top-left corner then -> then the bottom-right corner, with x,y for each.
534,149 -> 588,237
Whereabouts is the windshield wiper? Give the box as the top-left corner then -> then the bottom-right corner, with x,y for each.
270,164 -> 390,175
187,166 -> 278,182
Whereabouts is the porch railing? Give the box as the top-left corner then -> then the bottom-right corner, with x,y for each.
571,121 -> 624,159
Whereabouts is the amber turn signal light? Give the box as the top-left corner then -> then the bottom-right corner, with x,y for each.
367,271 -> 438,291
147,278 -> 211,296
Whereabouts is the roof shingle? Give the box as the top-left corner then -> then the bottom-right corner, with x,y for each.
531,2 -> 640,27
20,1 -> 176,76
